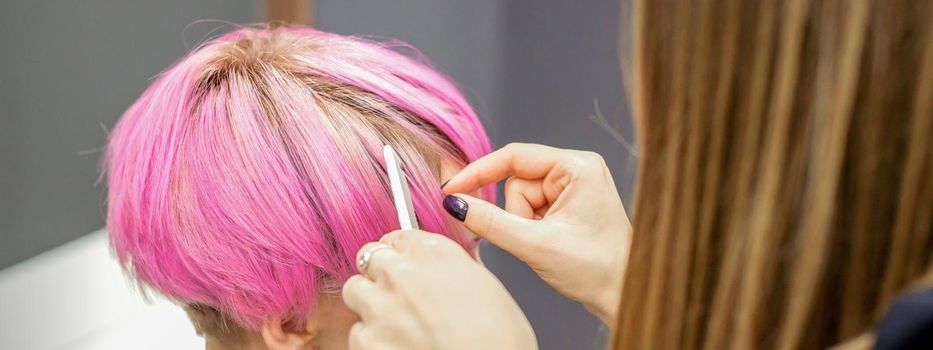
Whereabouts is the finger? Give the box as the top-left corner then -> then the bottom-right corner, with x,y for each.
382,229 -> 465,256
342,275 -> 383,320
504,177 -> 548,219
348,322 -> 366,350
445,193 -> 543,260
378,229 -> 413,249
442,143 -> 573,194
355,242 -> 401,280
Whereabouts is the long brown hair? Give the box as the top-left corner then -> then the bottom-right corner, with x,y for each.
615,0 -> 933,348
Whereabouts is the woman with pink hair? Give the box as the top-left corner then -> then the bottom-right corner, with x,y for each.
104,25 -> 508,349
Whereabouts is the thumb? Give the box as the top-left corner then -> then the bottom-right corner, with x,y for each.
443,194 -> 542,259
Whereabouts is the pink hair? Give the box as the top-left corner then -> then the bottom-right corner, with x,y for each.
105,26 -> 494,330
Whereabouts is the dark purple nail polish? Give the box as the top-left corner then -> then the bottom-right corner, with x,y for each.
440,178 -> 451,189
443,195 -> 468,222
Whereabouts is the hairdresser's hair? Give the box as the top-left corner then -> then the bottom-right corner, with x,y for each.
105,25 -> 494,338
615,0 -> 933,349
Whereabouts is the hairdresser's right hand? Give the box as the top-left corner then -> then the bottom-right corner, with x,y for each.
443,143 -> 631,325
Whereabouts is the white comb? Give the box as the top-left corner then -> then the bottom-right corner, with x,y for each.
383,145 -> 419,230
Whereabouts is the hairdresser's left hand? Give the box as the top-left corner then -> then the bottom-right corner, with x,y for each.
342,229 -> 537,350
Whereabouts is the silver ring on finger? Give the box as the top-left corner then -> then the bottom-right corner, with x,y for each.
357,243 -> 392,277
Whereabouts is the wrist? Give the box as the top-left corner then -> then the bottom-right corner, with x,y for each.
587,253 -> 625,325
586,292 -> 619,326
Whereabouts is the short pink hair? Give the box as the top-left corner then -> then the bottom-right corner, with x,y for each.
105,26 -> 494,330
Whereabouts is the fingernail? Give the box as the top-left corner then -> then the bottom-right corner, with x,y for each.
440,178 -> 451,189
443,195 -> 468,222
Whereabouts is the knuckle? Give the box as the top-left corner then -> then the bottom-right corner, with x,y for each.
501,142 -> 520,154
580,150 -> 604,164
504,176 -> 517,189
504,178 -> 525,197
570,151 -> 608,172
379,229 -> 407,247
382,229 -> 405,241
503,142 -> 532,153
479,205 -> 500,237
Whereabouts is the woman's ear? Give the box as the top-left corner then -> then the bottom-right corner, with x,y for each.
260,318 -> 316,350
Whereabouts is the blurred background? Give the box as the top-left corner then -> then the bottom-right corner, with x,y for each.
0,1 -> 633,349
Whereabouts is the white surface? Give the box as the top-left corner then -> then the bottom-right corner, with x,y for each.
383,144 -> 418,230
0,230 -> 204,350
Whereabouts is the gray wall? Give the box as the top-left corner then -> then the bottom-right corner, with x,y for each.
1,1 -> 633,349
494,2 -> 631,348
0,0 -> 260,269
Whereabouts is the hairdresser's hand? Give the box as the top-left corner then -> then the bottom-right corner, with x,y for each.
442,143 -> 631,324
342,230 -> 537,350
